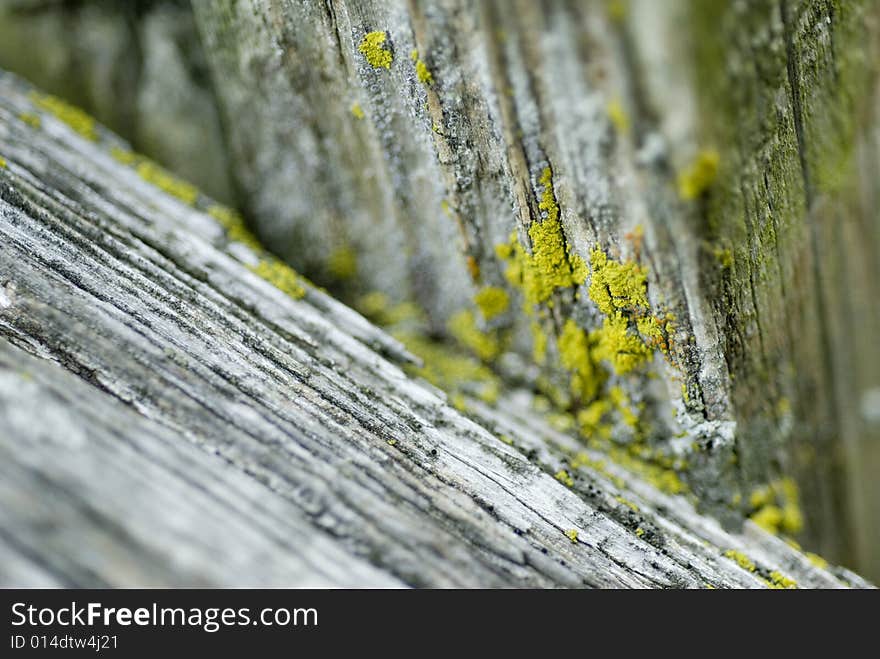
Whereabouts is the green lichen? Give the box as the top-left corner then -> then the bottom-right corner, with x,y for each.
677,149 -> 719,200
358,31 -> 393,69
249,257 -> 306,300
474,286 -> 509,320
29,92 -> 96,140
554,469 -> 574,487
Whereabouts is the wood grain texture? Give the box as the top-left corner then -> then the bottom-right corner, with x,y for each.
0,70 -> 871,588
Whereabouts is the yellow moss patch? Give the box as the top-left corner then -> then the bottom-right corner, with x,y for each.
249,258 -> 306,300
29,92 -> 97,141
474,286 -> 509,320
677,149 -> 719,200
358,31 -> 393,69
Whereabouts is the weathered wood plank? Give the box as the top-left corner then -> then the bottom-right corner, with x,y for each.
0,70 -> 870,588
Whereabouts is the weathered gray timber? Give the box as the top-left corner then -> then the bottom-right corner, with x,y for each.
0,70 -> 870,588
190,0 -> 880,576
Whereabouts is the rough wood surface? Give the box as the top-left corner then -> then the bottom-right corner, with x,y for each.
0,71 -> 872,588
190,0 -> 880,574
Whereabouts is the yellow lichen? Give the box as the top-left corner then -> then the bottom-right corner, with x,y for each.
447,309 -> 501,362
531,321 -> 548,365
805,552 -> 829,570
724,549 -> 756,572
135,160 -> 199,206
0,156 -> 6,168
410,49 -> 434,85
395,331 -> 500,405
748,478 -> 803,535
615,495 -> 639,512
635,527 -> 646,538
327,246 -> 358,280
554,469 -> 574,487
565,529 -> 579,543
767,570 -> 798,589
677,149 -> 719,200
358,31 -> 393,69
19,112 -> 41,129
558,319 -> 602,401
591,314 -> 653,374
496,168 -> 587,306
714,246 -> 733,269
249,257 -> 306,300
206,205 -> 263,251
350,103 -> 365,120
750,505 -> 784,534
30,92 -> 96,141
606,0 -> 629,23
588,247 -> 649,315
474,286 -> 509,320
606,98 -> 630,134
110,145 -> 200,206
